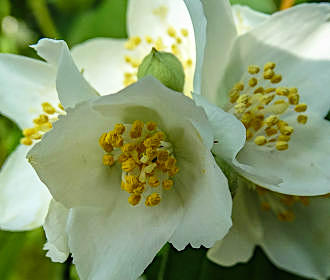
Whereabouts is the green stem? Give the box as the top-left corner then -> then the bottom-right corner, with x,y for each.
27,0 -> 59,38
157,244 -> 170,280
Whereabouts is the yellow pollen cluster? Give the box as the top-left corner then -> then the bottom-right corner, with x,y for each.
99,120 -> 179,207
122,12 -> 193,89
256,186 -> 310,222
228,62 -> 308,151
21,102 -> 65,146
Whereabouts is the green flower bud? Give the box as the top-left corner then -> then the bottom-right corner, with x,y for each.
137,48 -> 185,93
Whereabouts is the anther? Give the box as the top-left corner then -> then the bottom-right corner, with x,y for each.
122,158 -> 136,172
42,102 -> 56,114
276,141 -> 289,151
103,154 -> 115,166
254,136 -> 267,146
145,193 -> 161,207
167,26 -> 176,37
276,87 -> 289,96
297,114 -> 308,124
128,194 -> 141,206
288,93 -> 300,105
248,65 -> 260,74
249,78 -> 258,87
279,125 -> 294,136
264,62 -> 276,71
162,179 -> 173,190
180,28 -> 189,37
264,69 -> 274,79
294,104 -> 307,112
130,120 -> 144,138
148,176 -> 160,187
146,121 -> 157,131
20,137 -> 32,146
271,74 -> 282,84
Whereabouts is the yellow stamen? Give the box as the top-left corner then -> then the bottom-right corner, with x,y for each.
148,176 -> 160,187
276,141 -> 288,151
103,154 -> 115,166
248,65 -> 260,74
146,121 -> 157,131
128,194 -> 141,206
145,193 -> 161,207
130,120 -> 144,138
167,26 -> 176,37
180,28 -> 188,37
42,102 -> 56,114
122,158 -> 136,172
297,114 -> 308,124
162,179 -> 173,190
294,104 -> 307,112
20,137 -> 32,146
254,136 -> 267,146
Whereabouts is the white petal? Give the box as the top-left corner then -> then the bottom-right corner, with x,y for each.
43,199 -> 69,263
27,101 -> 122,209
127,0 -> 194,44
0,144 -> 51,230
260,196 -> 330,280
247,4 -> 330,60
93,77 -> 214,150
207,186 -> 262,266
232,5 -> 270,35
67,190 -> 183,280
185,0 -> 237,100
71,38 -> 130,94
237,114 -> 330,196
32,38 -> 98,109
194,94 -> 245,161
0,53 -> 57,129
169,121 -> 232,250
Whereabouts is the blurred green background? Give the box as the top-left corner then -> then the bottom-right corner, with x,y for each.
0,0 -> 329,279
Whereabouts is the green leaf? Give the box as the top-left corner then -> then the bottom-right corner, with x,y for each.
67,0 -> 128,46
0,231 -> 27,280
0,0 -> 10,20
52,0 -> 97,13
230,0 -> 280,14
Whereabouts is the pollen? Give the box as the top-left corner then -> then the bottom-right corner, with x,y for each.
42,102 -> 56,114
21,102 -> 65,146
99,120 -> 179,207
145,193 -> 161,207
180,28 -> 189,37
227,62 -> 308,152
167,26 -> 176,37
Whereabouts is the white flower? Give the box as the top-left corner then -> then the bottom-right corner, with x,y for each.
27,38 -> 234,280
0,49 -> 58,230
184,1 -> 330,279
0,37 -> 100,230
70,0 -> 196,96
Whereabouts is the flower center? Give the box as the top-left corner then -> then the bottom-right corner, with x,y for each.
21,102 -> 65,146
255,186 -> 310,222
122,5 -> 194,96
99,120 -> 179,207
227,62 -> 308,151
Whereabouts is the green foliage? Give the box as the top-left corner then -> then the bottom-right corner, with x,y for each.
67,0 -> 128,45
230,0 -> 280,13
0,115 -> 21,166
